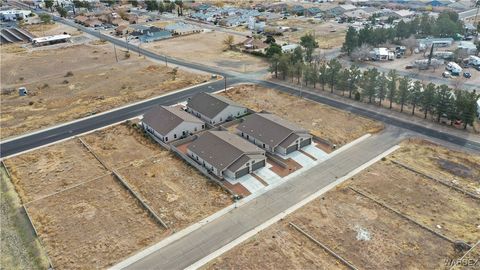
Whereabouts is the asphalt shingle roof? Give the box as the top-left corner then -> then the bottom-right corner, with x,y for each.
187,92 -> 245,119
143,105 -> 203,136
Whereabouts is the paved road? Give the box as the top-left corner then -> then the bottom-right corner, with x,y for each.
261,81 -> 480,152
0,78 -> 240,157
125,127 -> 405,269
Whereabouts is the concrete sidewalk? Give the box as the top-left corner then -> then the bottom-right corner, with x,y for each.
121,127 -> 406,270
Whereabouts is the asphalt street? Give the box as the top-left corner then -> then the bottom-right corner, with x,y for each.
124,127 -> 405,269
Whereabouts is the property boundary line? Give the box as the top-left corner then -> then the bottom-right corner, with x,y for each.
77,137 -> 110,170
111,170 -> 169,229
349,187 -> 463,247
289,222 -> 358,270
391,160 -> 480,200
23,204 -> 55,270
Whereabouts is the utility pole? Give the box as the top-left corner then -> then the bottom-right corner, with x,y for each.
165,55 -> 168,67
138,41 -> 141,56
224,76 -> 227,91
113,43 -> 118,62
125,35 -> 129,52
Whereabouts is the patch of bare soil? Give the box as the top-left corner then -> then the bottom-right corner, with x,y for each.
81,123 -> 162,169
393,139 -> 480,195
204,220 -> 348,270
1,43 -> 209,139
117,151 -> 231,230
27,175 -> 167,270
4,139 -> 108,203
220,84 -> 383,146
350,160 -> 480,244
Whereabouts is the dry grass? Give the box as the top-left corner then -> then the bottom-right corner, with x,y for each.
1,42 -> 209,139
1,165 -> 50,270
26,175 -> 167,270
204,220 -> 348,270
206,186 -> 458,270
350,160 -> 480,244
22,23 -> 81,37
144,31 -> 268,73
118,151 -> 231,230
391,139 -> 480,195
81,123 -> 161,169
220,84 -> 384,146
4,139 -> 108,203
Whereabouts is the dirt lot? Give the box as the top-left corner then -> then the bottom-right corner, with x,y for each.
117,151 -> 231,230
220,84 -> 384,146
4,139 -> 108,203
206,220 -> 348,270
392,139 -> 480,195
270,18 -> 348,49
206,187 -> 458,270
26,174 -> 166,269
1,165 -> 50,270
1,41 -> 209,139
81,123 -> 161,169
22,22 -> 82,37
143,31 -> 268,73
350,159 -> 480,244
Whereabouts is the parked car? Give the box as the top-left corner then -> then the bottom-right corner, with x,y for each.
463,72 -> 471,78
442,71 -> 451,78
475,65 -> 480,71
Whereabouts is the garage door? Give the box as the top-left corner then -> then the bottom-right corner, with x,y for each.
251,159 -> 265,171
235,166 -> 250,179
300,138 -> 312,148
286,144 -> 298,154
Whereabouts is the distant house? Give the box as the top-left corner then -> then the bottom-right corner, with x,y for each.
236,113 -> 312,156
343,9 -> 370,20
291,5 -> 305,16
242,37 -> 267,50
305,7 -> 322,17
32,34 -> 71,46
187,131 -> 266,179
164,22 -> 202,35
131,26 -> 172,42
142,105 -> 205,143
328,4 -> 357,16
281,43 -> 299,53
458,41 -> 477,55
186,92 -> 248,125
115,25 -> 129,36
418,37 -> 454,48
389,9 -> 415,19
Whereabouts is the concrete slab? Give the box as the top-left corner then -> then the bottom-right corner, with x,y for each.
226,174 -> 265,194
303,144 -> 329,161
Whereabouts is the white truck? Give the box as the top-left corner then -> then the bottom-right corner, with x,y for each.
467,55 -> 480,66
446,62 -> 462,75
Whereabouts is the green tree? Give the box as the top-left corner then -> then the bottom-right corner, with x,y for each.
361,68 -> 379,103
337,68 -> 350,96
146,0 -> 158,11
268,53 -> 281,78
278,53 -> 291,80
300,33 -> 318,62
56,5 -> 68,18
158,2 -> 165,13
420,82 -> 436,119
387,70 -> 397,109
434,84 -> 453,122
265,43 -> 282,58
303,64 -> 317,87
265,35 -> 276,44
45,0 -> 54,11
326,59 -> 341,93
318,62 -> 328,91
397,77 -> 410,113
130,0 -> 139,7
342,26 -> 358,55
458,90 -> 479,129
348,65 -> 361,99
376,72 -> 387,106
223,35 -> 235,50
409,80 -> 423,115
293,62 -> 304,84
39,13 -> 52,24
395,20 -> 410,40
291,46 -> 304,64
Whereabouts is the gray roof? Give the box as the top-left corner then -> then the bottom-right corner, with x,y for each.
188,131 -> 264,172
237,113 -> 309,148
143,105 -> 203,136
187,92 -> 245,119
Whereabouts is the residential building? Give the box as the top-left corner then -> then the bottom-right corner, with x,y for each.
458,41 -> 478,55
328,4 -> 357,16
142,105 -> 205,143
282,43 -> 300,53
236,113 -> 312,156
31,34 -> 71,46
418,37 -> 454,48
370,47 -> 395,61
186,92 -> 248,125
187,131 -> 266,179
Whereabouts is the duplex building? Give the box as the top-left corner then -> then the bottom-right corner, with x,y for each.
186,92 -> 248,125
237,113 -> 312,156
142,105 -> 205,143
187,131 -> 266,179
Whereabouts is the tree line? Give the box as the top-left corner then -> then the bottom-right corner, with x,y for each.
266,38 -> 478,129
342,11 -> 464,55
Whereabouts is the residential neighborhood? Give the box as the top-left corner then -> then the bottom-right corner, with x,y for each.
0,0 -> 479,270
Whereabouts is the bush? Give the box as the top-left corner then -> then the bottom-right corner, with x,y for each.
62,80 -> 69,84
28,101 -> 34,106
65,71 -> 74,77
125,52 -> 130,58
354,91 -> 361,101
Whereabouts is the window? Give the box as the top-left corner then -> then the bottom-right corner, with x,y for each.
194,127 -> 197,132
202,125 -> 205,129
237,112 -> 240,116
241,132 -> 244,137
247,135 -> 249,139
182,131 -> 186,135
220,117 -> 222,122
174,134 -> 177,139
263,143 -> 265,148
165,137 -> 168,142
196,156 -> 198,161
